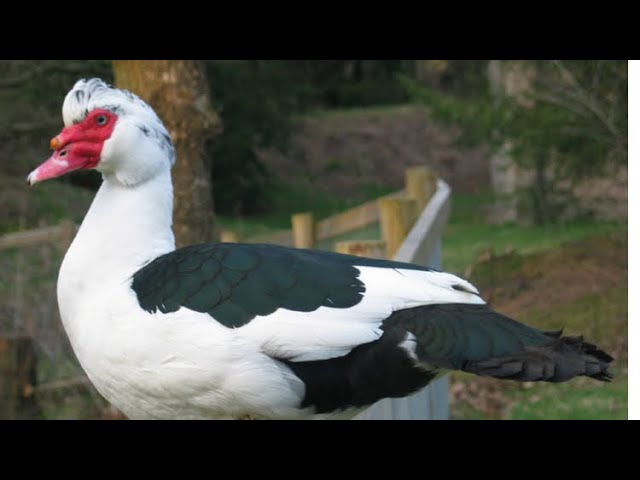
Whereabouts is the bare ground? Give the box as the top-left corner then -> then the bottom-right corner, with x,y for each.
470,232 -> 627,326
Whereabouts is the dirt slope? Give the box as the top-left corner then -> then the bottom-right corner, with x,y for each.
258,105 -> 490,204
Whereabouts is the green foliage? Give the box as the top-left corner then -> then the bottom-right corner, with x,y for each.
205,61 -> 304,215
273,60 -> 414,108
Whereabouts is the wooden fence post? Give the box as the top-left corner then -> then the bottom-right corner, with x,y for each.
378,197 -> 418,258
220,230 -> 239,243
0,335 -> 40,419
291,212 -> 315,249
405,165 -> 437,211
59,219 -> 76,249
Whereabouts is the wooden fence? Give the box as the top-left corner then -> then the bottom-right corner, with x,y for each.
0,220 -> 77,251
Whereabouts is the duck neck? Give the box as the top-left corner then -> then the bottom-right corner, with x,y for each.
58,168 -> 176,316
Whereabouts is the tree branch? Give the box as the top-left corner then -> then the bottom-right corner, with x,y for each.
550,60 -> 621,139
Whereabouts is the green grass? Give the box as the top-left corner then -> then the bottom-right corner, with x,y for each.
218,188 -> 625,268
519,287 -> 627,348
452,364 -> 627,420
507,368 -> 627,420
443,192 -> 626,274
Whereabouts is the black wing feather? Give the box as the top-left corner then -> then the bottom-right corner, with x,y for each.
131,243 -> 434,328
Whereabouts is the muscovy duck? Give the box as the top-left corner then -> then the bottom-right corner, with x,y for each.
27,78 -> 613,419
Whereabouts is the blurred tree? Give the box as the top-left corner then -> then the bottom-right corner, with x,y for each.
272,60 -> 414,107
204,60 -> 302,215
113,60 -> 220,246
414,60 -> 488,96
403,60 -> 627,224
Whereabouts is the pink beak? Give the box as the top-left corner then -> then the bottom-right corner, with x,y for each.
27,135 -> 102,186
27,152 -> 78,186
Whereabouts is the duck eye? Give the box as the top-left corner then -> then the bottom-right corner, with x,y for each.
96,115 -> 108,126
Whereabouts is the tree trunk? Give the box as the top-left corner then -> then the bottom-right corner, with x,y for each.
112,60 -> 220,247
531,151 -> 551,225
487,60 -> 503,104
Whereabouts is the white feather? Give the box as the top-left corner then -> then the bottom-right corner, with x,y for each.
399,332 -> 418,360
236,265 -> 484,363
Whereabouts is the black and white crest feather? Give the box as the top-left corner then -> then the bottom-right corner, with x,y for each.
62,78 -> 176,165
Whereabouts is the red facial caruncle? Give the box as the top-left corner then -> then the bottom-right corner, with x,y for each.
27,108 -> 118,185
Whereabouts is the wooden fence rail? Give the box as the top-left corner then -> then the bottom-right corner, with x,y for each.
245,190 -> 407,247
244,166 -> 437,250
0,220 -> 77,251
